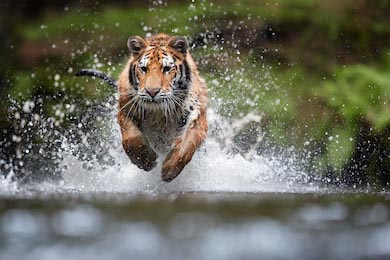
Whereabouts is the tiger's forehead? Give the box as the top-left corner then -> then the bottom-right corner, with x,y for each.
138,47 -> 175,68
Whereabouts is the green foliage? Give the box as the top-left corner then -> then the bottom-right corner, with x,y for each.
326,124 -> 356,170
314,53 -> 390,175
322,59 -> 390,132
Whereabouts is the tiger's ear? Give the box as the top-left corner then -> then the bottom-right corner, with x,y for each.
169,36 -> 189,54
127,36 -> 147,55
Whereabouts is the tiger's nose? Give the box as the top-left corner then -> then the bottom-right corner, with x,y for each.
146,88 -> 160,98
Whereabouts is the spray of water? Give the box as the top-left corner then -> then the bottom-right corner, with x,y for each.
0,102 -> 320,195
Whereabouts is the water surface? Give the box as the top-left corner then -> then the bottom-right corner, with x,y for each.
1,189 -> 389,260
1,109 -> 389,260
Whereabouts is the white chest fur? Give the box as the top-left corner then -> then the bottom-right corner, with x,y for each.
141,110 -> 181,154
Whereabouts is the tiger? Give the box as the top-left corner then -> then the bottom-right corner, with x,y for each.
117,33 -> 208,182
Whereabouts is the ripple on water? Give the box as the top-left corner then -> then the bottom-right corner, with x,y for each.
0,201 -> 389,260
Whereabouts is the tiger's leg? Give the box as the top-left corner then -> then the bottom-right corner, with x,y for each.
118,112 -> 157,171
162,110 -> 208,182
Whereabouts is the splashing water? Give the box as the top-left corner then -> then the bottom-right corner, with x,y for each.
0,170 -> 18,195
1,103 -> 317,195
1,60 -> 319,196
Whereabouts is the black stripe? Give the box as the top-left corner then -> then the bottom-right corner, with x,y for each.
129,64 -> 138,90
128,64 -> 134,85
177,60 -> 191,90
183,60 -> 191,83
178,109 -> 190,128
179,64 -> 185,83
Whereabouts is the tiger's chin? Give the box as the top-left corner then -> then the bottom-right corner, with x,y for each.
140,100 -> 176,115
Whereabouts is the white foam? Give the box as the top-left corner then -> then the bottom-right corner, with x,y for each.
30,108 -> 316,194
0,170 -> 18,195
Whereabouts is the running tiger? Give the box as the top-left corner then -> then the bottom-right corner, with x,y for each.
78,34 -> 208,182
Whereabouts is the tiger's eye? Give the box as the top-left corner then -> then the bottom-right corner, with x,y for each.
139,66 -> 147,73
163,66 -> 171,73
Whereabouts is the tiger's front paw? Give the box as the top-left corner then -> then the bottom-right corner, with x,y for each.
125,144 -> 158,171
134,154 -> 157,171
161,162 -> 182,182
161,152 -> 187,182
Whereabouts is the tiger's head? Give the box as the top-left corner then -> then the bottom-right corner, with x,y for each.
127,34 -> 191,106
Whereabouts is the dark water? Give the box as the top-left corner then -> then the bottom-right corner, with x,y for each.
0,190 -> 389,260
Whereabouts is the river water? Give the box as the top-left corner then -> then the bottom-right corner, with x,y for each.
0,109 -> 389,260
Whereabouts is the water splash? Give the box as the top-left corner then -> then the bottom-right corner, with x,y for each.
19,107 -> 317,195
0,170 -> 18,195
0,72 -> 319,195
